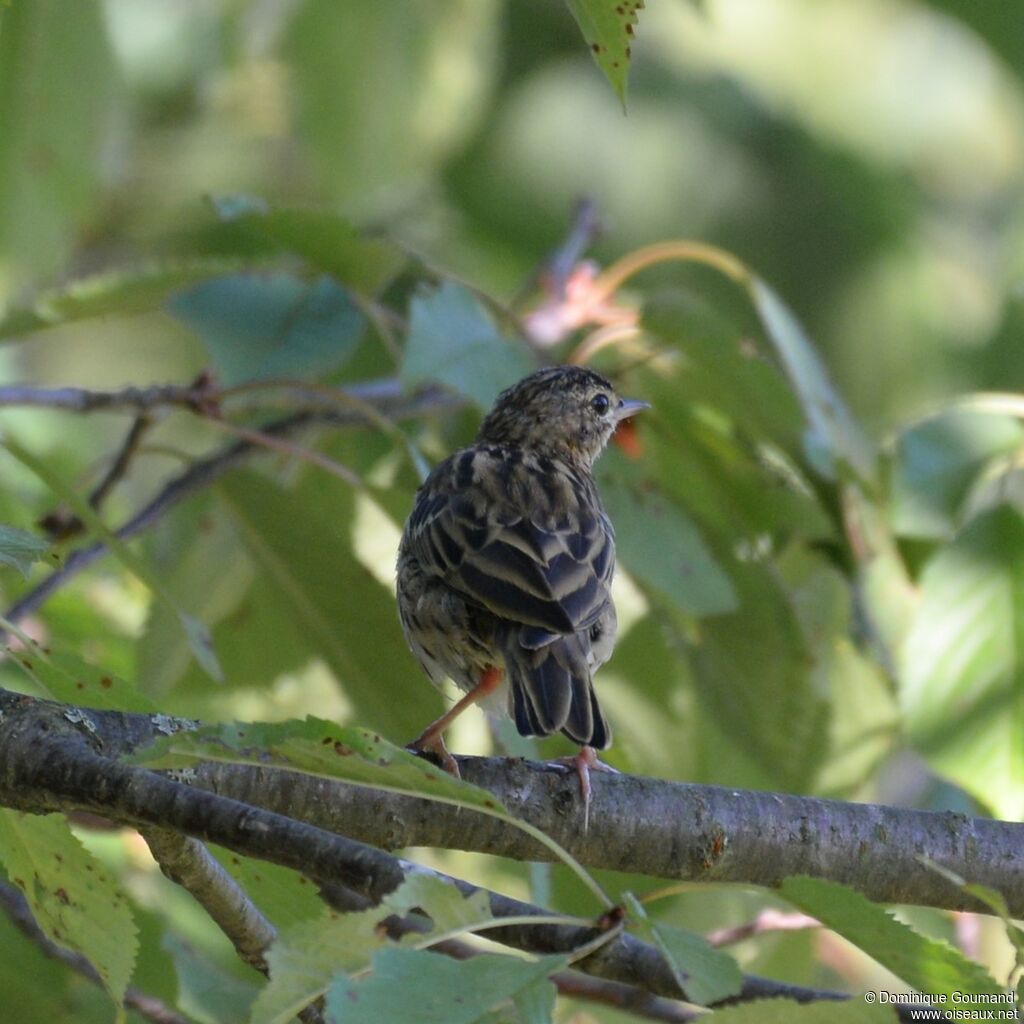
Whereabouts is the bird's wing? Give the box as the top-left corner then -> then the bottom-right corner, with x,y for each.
406,447 -> 614,635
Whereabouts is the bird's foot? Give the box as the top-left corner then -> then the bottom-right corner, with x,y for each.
547,746 -> 618,832
407,730 -> 460,778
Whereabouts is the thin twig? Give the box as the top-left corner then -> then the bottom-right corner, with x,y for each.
707,910 -> 820,949
39,414 -> 154,540
1,382 -> 462,634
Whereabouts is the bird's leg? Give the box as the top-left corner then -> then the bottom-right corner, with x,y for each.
550,745 -> 619,831
408,666 -> 504,778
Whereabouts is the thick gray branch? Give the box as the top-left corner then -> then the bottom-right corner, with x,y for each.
5,691 -> 1021,917
0,690 -> 923,1016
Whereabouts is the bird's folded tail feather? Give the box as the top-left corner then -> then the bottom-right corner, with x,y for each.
501,626 -> 611,750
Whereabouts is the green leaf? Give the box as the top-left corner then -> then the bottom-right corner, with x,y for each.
749,278 -> 876,485
212,847 -> 323,933
402,281 -> 533,408
215,470 -> 438,739
917,857 -> 1024,965
0,258 -> 246,341
252,874 -> 492,1024
780,876 -> 1003,998
0,523 -> 57,576
325,948 -> 569,1024
162,931 -> 258,1024
623,892 -> 742,1005
3,634 -> 155,712
167,271 -> 365,387
0,811 -> 138,1004
706,1001 -> 895,1024
688,561 -> 830,791
511,979 -> 556,1024
889,409 -> 1024,540
0,432 -> 222,682
598,449 -> 737,616
129,716 -> 507,815
900,505 -> 1024,818
564,0 -> 643,108
210,198 -> 405,295
0,0 -> 117,290
137,506 -> 254,697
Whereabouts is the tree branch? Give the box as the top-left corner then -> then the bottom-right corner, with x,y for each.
0,688 -> 949,1019
1,379 -> 462,631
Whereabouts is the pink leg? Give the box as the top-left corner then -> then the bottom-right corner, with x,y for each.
409,667 -> 503,777
551,745 -> 619,831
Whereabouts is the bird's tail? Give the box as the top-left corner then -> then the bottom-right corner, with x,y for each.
499,626 -> 611,750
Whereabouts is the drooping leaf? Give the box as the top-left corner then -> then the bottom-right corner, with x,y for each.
598,448 -> 737,617
0,811 -> 138,1004
402,281 -> 533,409
564,0 -> 644,107
889,408 -> 1024,540
749,278 -> 877,485
0,523 -> 57,576
900,504 -> 1024,818
623,892 -> 742,1006
325,948 -> 568,1024
780,876 -> 1003,999
167,271 -> 365,387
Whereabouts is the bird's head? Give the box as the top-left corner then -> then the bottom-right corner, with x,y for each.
477,365 -> 649,465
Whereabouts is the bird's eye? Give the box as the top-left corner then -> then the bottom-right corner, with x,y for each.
591,393 -> 610,414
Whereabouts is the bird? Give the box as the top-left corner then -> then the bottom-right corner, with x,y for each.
396,364 -> 649,812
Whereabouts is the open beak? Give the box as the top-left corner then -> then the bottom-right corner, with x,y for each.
614,397 -> 650,422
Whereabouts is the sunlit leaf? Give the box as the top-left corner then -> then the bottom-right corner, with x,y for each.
0,811 -> 138,1004
780,876 -> 1003,998
900,504 -> 1024,818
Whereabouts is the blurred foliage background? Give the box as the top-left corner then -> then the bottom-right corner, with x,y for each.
2,0 -> 1024,1020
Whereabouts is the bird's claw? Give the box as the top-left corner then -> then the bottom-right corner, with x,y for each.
545,746 -> 617,832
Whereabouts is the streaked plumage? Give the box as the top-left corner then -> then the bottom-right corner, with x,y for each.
397,365 -> 647,768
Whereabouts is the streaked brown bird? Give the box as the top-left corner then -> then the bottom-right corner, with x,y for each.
396,365 -> 648,804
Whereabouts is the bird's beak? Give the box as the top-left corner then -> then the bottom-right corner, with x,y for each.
614,397 -> 650,422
